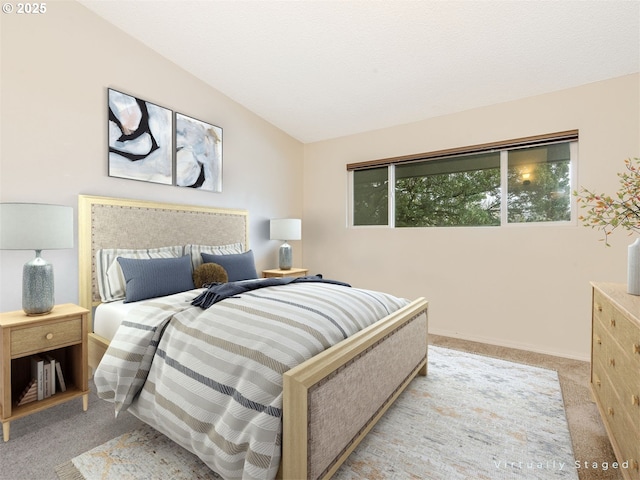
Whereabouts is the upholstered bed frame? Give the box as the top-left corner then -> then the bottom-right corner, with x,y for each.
78,194 -> 429,480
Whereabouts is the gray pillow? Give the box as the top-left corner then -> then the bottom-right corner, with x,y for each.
201,250 -> 258,281
117,255 -> 195,303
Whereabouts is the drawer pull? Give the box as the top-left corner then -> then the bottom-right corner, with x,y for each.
595,335 -> 602,345
634,344 -> 640,355
610,318 -> 616,327
593,374 -> 601,387
596,303 -> 603,312
609,358 -> 615,367
45,333 -> 54,340
607,407 -> 614,416
633,395 -> 640,406
633,460 -> 639,471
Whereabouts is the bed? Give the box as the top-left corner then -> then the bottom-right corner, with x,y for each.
78,194 -> 429,480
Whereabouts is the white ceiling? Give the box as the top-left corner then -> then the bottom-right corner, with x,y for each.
80,0 -> 640,143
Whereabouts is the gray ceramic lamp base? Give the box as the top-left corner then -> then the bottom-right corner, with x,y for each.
23,252 -> 54,315
278,242 -> 292,270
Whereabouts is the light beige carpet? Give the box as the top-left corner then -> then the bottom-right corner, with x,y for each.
56,346 -> 578,480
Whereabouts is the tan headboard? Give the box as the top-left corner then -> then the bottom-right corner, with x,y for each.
78,195 -> 249,326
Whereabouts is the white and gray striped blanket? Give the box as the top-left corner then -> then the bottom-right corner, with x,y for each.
95,281 -> 409,480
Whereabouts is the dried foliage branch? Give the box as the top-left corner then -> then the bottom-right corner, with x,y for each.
574,158 -> 640,246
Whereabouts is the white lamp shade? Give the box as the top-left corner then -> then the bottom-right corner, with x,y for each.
0,203 -> 74,250
270,218 -> 301,241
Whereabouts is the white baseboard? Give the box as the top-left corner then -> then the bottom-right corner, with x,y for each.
428,328 -> 590,362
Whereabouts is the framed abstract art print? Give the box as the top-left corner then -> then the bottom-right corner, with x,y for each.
108,89 -> 173,185
175,113 -> 223,192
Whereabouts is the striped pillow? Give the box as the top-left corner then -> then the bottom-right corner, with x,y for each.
185,243 -> 244,270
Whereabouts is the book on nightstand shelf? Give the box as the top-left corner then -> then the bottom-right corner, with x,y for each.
30,356 -> 44,401
16,379 -> 38,406
55,360 -> 66,392
43,360 -> 51,398
22,355 -> 67,405
43,355 -> 56,396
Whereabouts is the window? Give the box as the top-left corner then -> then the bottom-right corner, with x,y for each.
353,167 -> 388,226
348,131 -> 577,228
506,143 -> 572,224
395,153 -> 500,227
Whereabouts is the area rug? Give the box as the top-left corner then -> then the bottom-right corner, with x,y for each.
55,346 -> 578,480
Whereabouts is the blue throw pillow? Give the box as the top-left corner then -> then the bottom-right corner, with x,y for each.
201,250 -> 258,282
117,255 -> 195,303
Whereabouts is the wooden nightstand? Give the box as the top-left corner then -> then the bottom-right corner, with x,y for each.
0,303 -> 89,441
262,268 -> 309,278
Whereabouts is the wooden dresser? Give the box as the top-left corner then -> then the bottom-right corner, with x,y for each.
591,283 -> 640,480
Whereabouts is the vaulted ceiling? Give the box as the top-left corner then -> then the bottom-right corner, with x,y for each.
80,0 -> 640,143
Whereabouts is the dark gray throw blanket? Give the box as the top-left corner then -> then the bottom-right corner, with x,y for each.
191,274 -> 351,309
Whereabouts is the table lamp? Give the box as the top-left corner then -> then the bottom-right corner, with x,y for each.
0,203 -> 74,315
270,218 -> 301,270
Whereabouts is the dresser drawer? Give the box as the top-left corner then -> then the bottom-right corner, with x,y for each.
10,317 -> 82,357
615,359 -> 640,429
594,319 -> 640,427
595,289 -> 640,364
592,315 -> 608,361
592,358 -> 612,406
593,288 -> 614,325
592,358 -> 619,425
604,354 -> 640,429
611,308 -> 640,366
595,367 -> 640,479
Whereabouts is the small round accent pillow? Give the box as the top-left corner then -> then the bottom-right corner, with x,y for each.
193,263 -> 228,288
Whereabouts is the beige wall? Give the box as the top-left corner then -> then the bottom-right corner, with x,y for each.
303,74 -> 640,360
0,1 -> 303,312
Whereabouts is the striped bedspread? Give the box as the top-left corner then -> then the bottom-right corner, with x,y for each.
95,281 -> 409,480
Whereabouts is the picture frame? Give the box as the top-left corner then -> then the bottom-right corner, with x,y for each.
107,89 -> 173,185
175,112 -> 223,192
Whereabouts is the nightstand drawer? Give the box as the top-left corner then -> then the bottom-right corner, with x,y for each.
11,318 -> 82,357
